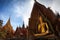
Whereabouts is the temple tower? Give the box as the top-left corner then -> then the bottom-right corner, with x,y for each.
29,0 -> 57,34
2,18 -> 14,38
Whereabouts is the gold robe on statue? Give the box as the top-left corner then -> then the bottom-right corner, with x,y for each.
38,23 -> 49,33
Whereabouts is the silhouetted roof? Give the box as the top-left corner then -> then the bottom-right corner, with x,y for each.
31,1 -> 56,24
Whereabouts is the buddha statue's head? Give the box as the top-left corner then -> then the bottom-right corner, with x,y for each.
39,16 -> 43,24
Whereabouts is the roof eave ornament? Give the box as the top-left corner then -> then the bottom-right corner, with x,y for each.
34,0 -> 37,2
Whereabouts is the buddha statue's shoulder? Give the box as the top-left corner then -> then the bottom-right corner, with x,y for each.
41,23 -> 46,25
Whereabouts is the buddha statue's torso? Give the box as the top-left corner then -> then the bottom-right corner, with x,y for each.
38,23 -> 49,33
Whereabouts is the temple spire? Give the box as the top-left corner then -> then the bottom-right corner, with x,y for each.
7,17 -> 10,25
34,0 -> 36,2
22,22 -> 25,28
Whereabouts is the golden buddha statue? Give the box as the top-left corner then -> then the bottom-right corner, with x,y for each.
34,16 -> 49,36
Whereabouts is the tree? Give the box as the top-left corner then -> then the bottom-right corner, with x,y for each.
0,20 -> 3,28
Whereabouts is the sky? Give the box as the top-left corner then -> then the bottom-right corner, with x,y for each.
0,0 -> 60,30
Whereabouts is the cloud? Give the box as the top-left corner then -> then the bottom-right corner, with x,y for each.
12,0 -> 34,27
0,0 -> 34,30
1,0 -> 60,30
50,0 -> 60,14
37,0 -> 60,14
37,0 -> 53,7
12,0 -> 60,28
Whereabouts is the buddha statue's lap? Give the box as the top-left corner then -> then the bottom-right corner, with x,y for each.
34,23 -> 49,36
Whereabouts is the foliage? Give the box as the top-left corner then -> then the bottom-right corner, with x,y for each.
0,30 -> 7,39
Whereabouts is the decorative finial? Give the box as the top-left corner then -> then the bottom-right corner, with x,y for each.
34,0 -> 36,2
22,21 -> 25,28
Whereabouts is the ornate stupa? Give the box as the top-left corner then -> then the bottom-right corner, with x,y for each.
2,18 -> 14,38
